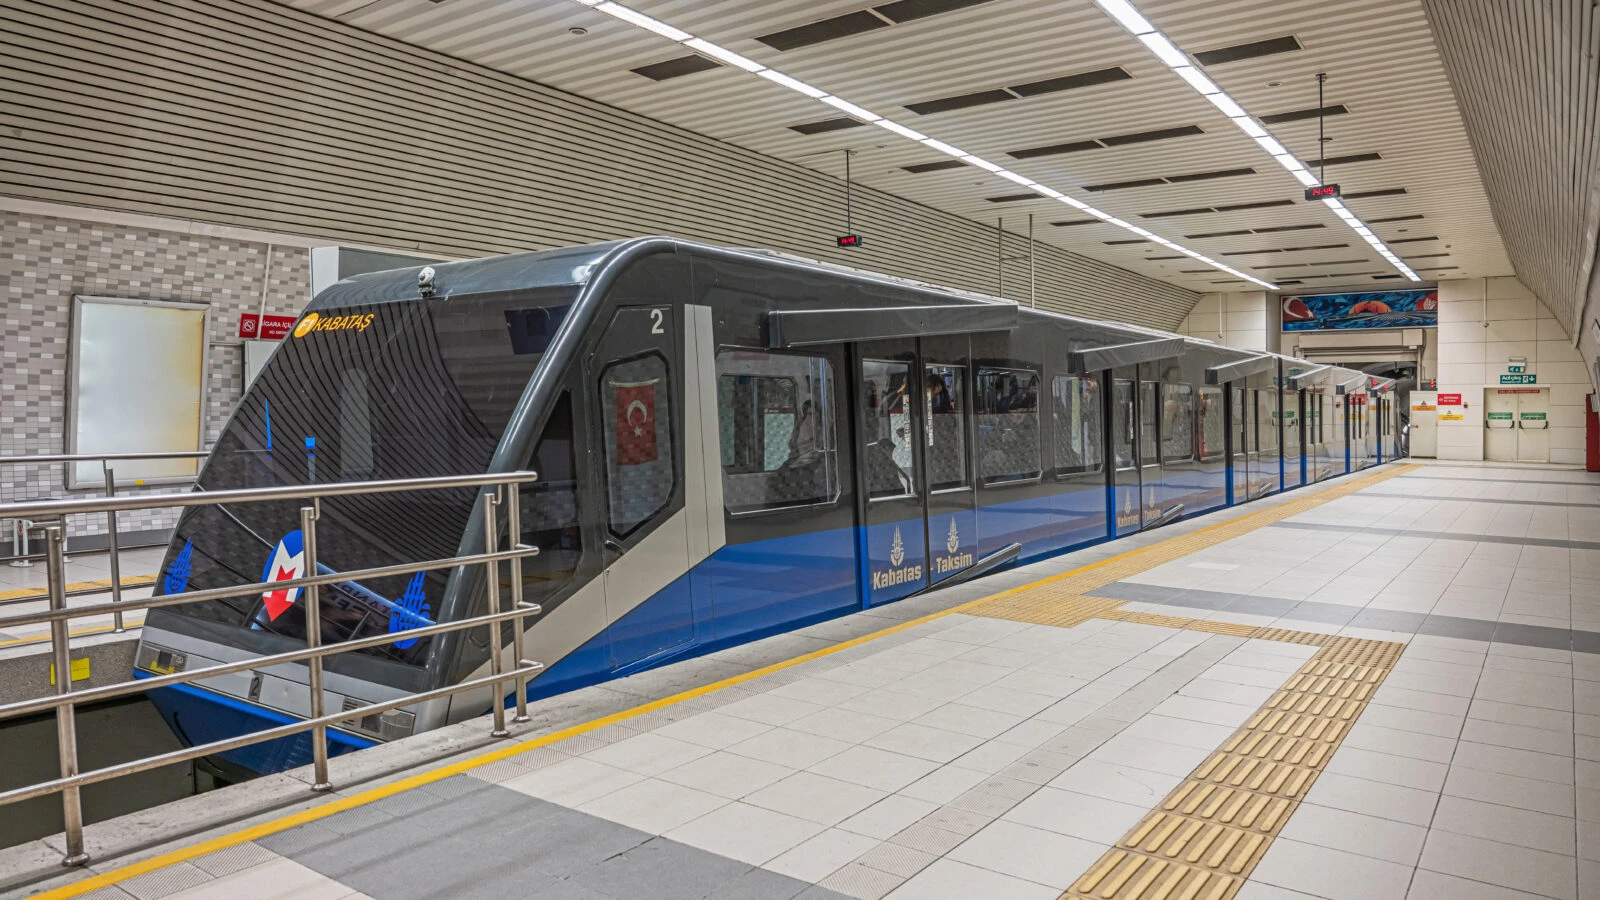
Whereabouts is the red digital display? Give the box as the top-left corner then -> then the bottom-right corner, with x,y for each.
1304,184 -> 1341,201
836,234 -> 862,248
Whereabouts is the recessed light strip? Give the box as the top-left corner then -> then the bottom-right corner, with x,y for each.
568,0 -> 1276,290
1090,0 -> 1420,281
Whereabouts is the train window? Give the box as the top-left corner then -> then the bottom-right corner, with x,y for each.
600,353 -> 675,538
1160,384 -> 1194,463
1052,375 -> 1103,476
1113,380 -> 1135,470
518,391 -> 582,603
863,359 -> 918,499
715,351 -> 840,513
1198,387 -> 1224,460
925,365 -> 968,491
976,367 -> 1041,484
1139,382 -> 1158,466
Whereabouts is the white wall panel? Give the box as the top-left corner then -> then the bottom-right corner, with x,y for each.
0,0 -> 1197,328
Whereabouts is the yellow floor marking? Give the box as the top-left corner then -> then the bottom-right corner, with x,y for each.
32,464 -> 1416,899
0,622 -> 146,649
0,574 -> 156,603
1061,632 -> 1405,900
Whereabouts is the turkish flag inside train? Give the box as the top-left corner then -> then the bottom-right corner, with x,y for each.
614,380 -> 659,465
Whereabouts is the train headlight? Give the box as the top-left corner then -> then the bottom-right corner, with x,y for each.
136,643 -> 188,675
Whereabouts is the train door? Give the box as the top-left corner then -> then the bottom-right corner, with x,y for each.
922,336 -> 978,586
586,304 -> 697,672
858,340 -> 929,605
1110,368 -> 1140,536
1229,386 -> 1248,504
1256,389 -> 1279,494
1282,389 -> 1302,487
1138,372 -> 1163,524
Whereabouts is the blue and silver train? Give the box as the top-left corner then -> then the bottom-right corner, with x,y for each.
134,238 -> 1400,776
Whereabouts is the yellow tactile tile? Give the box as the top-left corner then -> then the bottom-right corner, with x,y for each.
1059,632 -> 1406,900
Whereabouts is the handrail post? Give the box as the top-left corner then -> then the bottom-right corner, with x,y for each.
482,490 -> 507,737
103,464 -> 124,633
505,481 -> 529,723
301,501 -> 332,792
46,522 -> 89,866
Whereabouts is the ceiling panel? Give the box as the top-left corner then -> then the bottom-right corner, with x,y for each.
273,0 -> 1511,294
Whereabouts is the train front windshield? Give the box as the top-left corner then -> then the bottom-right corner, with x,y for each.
146,287 -> 574,692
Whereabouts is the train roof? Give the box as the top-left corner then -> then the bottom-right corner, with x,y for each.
305,237 -> 1301,377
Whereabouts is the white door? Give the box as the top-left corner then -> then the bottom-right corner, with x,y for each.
1484,389 -> 1518,460
1517,389 -> 1550,462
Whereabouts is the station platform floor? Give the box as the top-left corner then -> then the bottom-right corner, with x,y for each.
0,547 -> 163,647
14,459 -> 1600,900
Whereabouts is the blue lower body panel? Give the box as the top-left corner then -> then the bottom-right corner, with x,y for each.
140,674 -> 374,776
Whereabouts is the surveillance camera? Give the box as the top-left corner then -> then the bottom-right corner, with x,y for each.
418,266 -> 436,289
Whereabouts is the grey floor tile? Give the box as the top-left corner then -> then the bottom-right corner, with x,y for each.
569,836 -> 753,900
257,821 -> 343,858
1419,830 -> 1578,900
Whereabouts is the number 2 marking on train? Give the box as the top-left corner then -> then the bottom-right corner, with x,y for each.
650,309 -> 664,334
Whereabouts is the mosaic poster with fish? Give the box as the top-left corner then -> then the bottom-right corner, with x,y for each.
1281,290 -> 1438,331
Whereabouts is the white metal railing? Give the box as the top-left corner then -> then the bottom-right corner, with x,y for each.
0,470 -> 543,868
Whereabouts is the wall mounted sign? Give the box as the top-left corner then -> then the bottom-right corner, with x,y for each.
1499,374 -> 1537,385
239,313 -> 297,340
1439,413 -> 1465,421
1437,394 -> 1463,406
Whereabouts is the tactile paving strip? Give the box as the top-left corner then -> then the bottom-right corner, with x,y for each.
1060,633 -> 1405,900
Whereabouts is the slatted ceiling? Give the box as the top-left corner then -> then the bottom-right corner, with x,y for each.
1008,140 -> 1105,160
1388,236 -> 1438,243
1369,214 -> 1424,223
1424,0 -> 1599,344
874,0 -> 995,24
1009,66 -> 1134,96
1252,223 -> 1326,233
904,89 -> 1016,115
74,0 -> 1515,298
9,0 -> 1198,327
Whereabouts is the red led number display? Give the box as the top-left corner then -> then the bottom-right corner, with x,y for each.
1304,184 -> 1341,201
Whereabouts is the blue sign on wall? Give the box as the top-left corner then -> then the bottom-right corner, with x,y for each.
1282,290 -> 1438,332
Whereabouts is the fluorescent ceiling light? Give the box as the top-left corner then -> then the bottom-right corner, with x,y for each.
1173,67 -> 1220,95
757,69 -> 826,98
1093,0 -> 1155,34
1206,92 -> 1248,119
578,0 -> 1279,290
1139,33 -> 1189,67
1255,136 -> 1288,157
875,119 -> 926,141
820,95 -> 881,122
1290,169 -> 1318,186
594,2 -> 691,41
1231,117 -> 1268,138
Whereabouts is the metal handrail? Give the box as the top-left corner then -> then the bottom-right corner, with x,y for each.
0,469 -> 542,868
3,449 -> 212,631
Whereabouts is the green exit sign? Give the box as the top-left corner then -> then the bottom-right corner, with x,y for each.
1507,365 -> 1526,373
1500,374 -> 1537,384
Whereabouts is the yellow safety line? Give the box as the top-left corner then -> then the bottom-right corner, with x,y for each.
0,624 -> 146,650
0,575 -> 157,603
31,464 -> 1416,899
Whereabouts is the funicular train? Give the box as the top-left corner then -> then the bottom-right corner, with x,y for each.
135,238 -> 1400,775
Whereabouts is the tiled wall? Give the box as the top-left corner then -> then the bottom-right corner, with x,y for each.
1435,277 -> 1592,464
1175,291 -> 1273,352
1,210 -> 310,540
